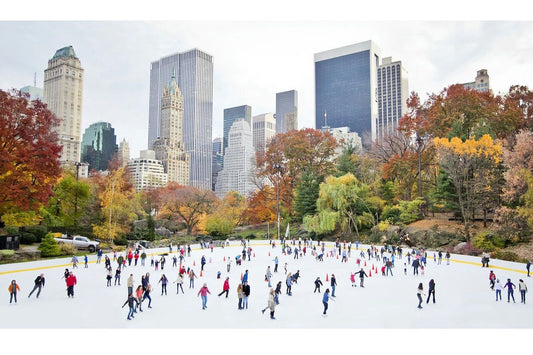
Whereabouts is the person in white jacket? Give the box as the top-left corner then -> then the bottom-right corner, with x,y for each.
174,273 -> 184,294
518,279 -> 528,304
417,283 -> 425,309
495,279 -> 503,301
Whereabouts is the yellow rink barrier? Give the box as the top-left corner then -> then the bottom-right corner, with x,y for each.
0,242 -> 529,276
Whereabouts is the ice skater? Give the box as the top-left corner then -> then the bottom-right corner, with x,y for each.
330,274 -> 337,297
354,268 -> 368,287
426,279 -> 435,304
286,273 -> 293,295
198,283 -> 211,310
261,288 -> 276,319
314,277 -> 323,293
8,280 -> 20,304
122,293 -> 139,320
237,283 -> 244,309
518,279 -> 528,304
322,288 -> 331,316
66,271 -> 77,298
142,283 -> 153,308
417,283 -> 425,309
495,279 -> 502,301
489,270 -> 496,290
504,278 -> 516,303
218,277 -> 230,298
159,274 -> 168,295
174,273 -> 184,294
28,274 -> 45,299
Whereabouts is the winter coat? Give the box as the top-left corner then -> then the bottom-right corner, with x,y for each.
268,293 -> 276,311
175,275 -> 183,284
197,286 -> 211,297
322,292 -> 329,303
314,278 -> 323,287
8,283 -> 20,293
66,275 -> 77,287
243,284 -> 251,297
223,279 -> 230,291
34,276 -> 45,286
331,276 -> 337,287
123,295 -> 138,308
519,281 -> 528,292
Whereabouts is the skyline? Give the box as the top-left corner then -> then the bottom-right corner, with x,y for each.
1,21 -> 533,158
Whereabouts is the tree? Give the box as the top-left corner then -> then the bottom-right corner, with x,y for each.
304,173 -> 381,238
157,183 -> 217,235
501,129 -> 533,207
293,168 -> 320,222
92,167 -> 143,242
256,128 -> 338,219
434,135 -> 504,232
38,232 -> 61,257
242,185 -> 276,225
0,89 -> 62,218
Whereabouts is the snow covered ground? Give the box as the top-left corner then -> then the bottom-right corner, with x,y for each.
0,240 -> 530,352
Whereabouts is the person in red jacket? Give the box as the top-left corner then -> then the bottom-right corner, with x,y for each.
218,277 -> 230,298
66,272 -> 77,298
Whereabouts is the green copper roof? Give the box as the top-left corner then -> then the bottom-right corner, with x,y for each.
169,69 -> 177,95
52,46 -> 77,59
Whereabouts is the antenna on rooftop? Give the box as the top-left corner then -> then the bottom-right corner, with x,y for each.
34,72 -> 36,87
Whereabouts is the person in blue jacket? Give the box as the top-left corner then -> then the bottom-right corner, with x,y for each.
322,288 -> 330,316
242,270 -> 249,284
504,278 -> 516,303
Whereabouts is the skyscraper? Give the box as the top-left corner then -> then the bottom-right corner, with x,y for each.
20,85 -> 43,101
43,45 -> 84,163
81,122 -> 117,172
223,105 -> 252,154
148,49 -> 213,190
215,120 -> 256,199
152,71 -> 190,186
212,137 -> 223,191
117,138 -> 130,167
127,150 -> 168,192
377,57 -> 409,141
252,113 -> 276,156
315,40 -> 381,148
275,90 -> 298,134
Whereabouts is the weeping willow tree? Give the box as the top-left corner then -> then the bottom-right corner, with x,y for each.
303,173 -> 382,238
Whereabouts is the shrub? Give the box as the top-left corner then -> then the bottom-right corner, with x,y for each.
20,232 -> 37,244
38,233 -> 61,257
24,226 -> 47,242
59,242 -> 77,256
114,237 -> 128,246
381,206 -> 402,224
491,250 -> 524,263
0,250 -> 15,257
472,230 -> 506,251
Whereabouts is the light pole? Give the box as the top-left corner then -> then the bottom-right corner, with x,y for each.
274,163 -> 283,240
416,134 -> 423,198
74,162 -> 82,217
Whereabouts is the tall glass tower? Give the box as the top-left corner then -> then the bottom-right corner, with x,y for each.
223,105 -> 252,154
314,41 -> 381,148
81,122 -> 117,171
275,90 -> 298,134
148,49 -> 214,190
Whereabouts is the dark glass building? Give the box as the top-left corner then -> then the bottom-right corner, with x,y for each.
223,105 -> 251,154
81,122 -> 117,171
314,41 -> 381,148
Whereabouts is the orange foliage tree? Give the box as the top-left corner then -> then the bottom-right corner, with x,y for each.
0,89 -> 62,219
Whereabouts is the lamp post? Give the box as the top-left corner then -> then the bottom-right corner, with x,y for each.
74,162 -> 82,215
274,163 -> 283,240
416,134 -> 423,198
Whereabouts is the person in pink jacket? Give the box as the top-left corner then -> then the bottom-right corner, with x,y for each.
198,283 -> 211,309
218,277 -> 230,298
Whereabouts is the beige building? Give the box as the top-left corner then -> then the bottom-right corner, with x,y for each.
252,113 -> 276,156
43,46 -> 84,164
462,69 -> 490,93
152,71 -> 190,186
127,150 -> 168,191
117,138 -> 130,167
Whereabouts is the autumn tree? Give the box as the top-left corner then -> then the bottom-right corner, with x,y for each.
0,89 -> 62,221
92,167 -> 144,242
255,128 -> 338,220
157,183 -> 217,235
242,185 -> 276,225
434,135 -> 504,232
501,129 -> 533,207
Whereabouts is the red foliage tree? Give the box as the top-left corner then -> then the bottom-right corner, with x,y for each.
0,90 -> 62,216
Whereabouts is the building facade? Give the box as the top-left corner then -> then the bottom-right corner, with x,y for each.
212,137 -> 223,191
377,57 -> 409,141
81,122 -> 117,172
215,120 -> 256,199
43,45 -> 84,164
127,150 -> 168,192
223,105 -> 252,155
462,69 -> 490,93
252,113 -> 276,156
117,138 -> 130,167
315,41 -> 381,149
20,85 -> 43,101
275,90 -> 298,134
152,72 -> 190,186
148,49 -> 213,190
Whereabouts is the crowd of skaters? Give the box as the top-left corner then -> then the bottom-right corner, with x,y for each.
5,237 -> 531,321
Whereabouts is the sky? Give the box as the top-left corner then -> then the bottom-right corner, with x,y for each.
1,4 -> 533,159
0,240 -> 530,353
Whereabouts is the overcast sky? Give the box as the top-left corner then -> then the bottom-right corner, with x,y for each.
1,17 -> 533,157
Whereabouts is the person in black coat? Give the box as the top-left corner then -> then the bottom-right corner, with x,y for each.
354,268 -> 368,287
122,293 -> 139,320
426,279 -> 436,303
242,281 -> 251,309
314,277 -> 323,293
28,274 -> 45,298
412,258 -> 420,275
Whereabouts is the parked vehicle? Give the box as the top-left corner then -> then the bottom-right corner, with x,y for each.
54,235 -> 100,253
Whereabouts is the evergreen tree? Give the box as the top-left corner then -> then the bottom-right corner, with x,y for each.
293,168 -> 320,222
38,233 -> 61,257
